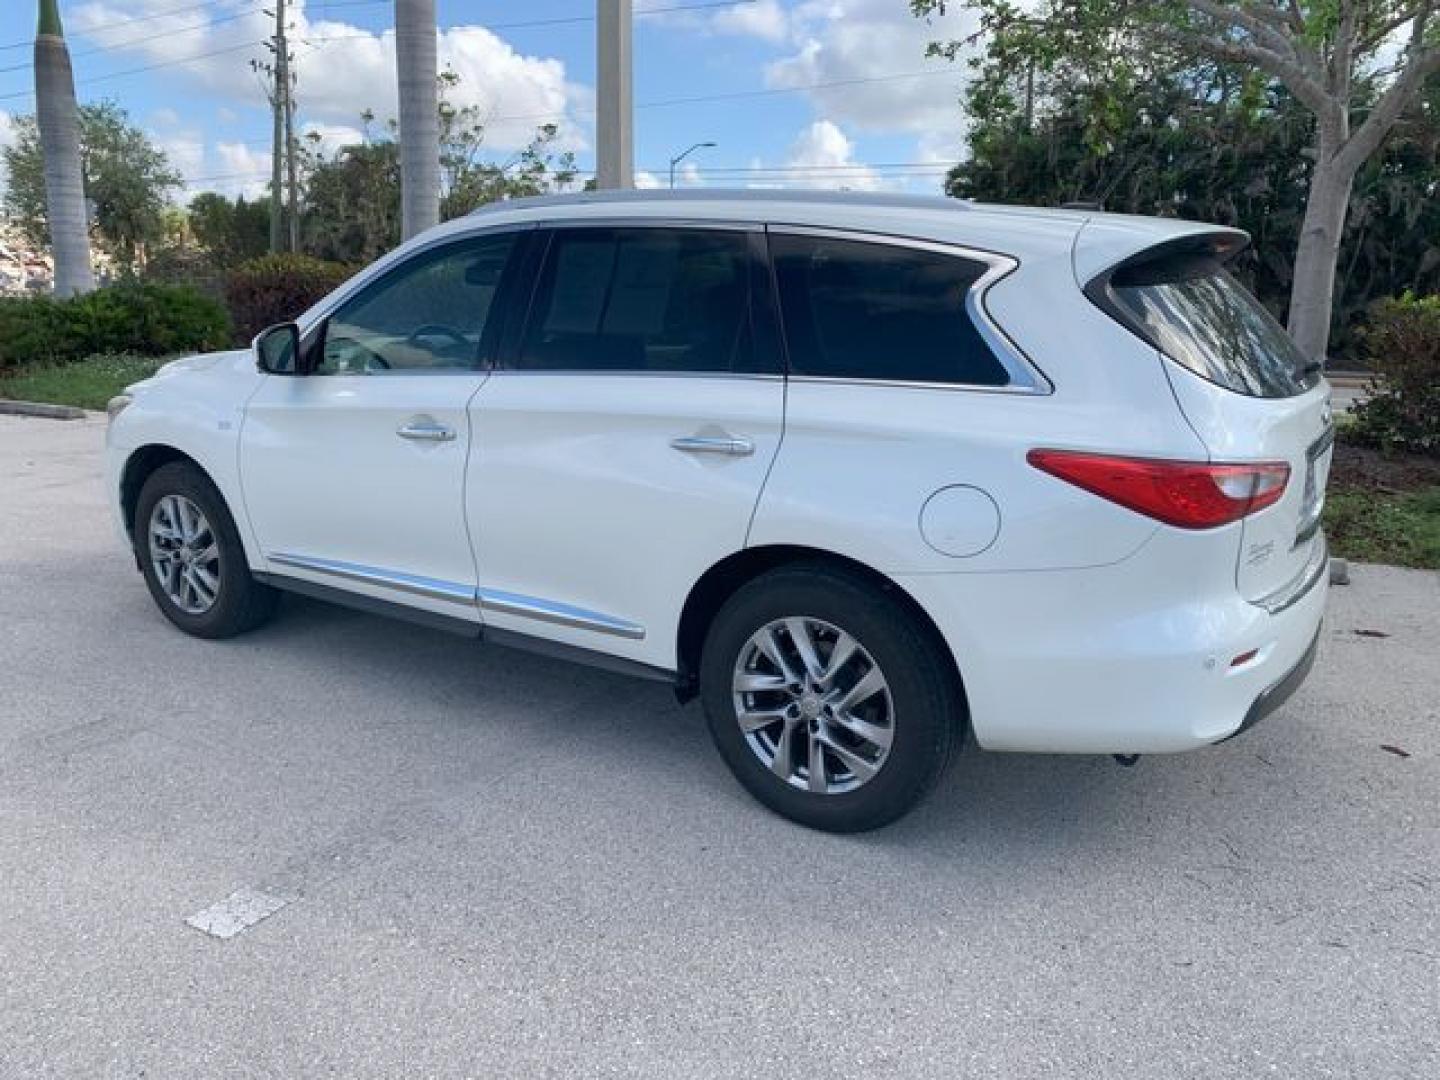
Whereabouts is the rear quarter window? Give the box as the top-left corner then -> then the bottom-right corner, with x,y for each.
770,233 -> 1010,386
1096,251 -> 1320,399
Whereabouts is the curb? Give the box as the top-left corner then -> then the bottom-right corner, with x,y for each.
0,399 -> 89,421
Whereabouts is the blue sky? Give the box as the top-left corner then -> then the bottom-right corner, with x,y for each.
0,1 -> 982,202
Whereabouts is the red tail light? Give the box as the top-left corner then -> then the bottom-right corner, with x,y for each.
1027,449 -> 1290,529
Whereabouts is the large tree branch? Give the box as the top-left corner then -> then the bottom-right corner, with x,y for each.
1187,0 -> 1299,60
1359,2 -> 1436,53
1337,13 -> 1440,174
1161,25 -> 1335,120
1331,1 -> 1359,98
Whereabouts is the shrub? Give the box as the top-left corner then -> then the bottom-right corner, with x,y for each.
1349,293 -> 1440,456
0,283 -> 231,371
225,254 -> 352,343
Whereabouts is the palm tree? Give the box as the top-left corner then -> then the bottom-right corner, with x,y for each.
395,0 -> 439,239
33,0 -> 94,296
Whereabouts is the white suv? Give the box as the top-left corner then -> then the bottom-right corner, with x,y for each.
106,191 -> 1331,831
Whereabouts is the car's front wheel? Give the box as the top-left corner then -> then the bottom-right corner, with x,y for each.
134,461 -> 278,639
700,565 -> 962,832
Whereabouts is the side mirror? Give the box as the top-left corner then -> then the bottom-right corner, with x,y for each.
254,322 -> 302,375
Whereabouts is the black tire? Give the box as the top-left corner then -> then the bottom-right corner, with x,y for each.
133,461 -> 279,639
700,563 -> 962,832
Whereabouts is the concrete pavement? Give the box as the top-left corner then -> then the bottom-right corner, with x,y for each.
1,414 -> 1437,1078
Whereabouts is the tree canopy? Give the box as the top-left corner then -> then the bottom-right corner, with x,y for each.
2,100 -> 181,271
915,0 -> 1440,361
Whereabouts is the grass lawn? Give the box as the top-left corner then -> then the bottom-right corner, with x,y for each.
0,354 -> 170,412
1324,442 -> 1440,569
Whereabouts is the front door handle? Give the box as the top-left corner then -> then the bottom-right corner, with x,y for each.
670,434 -> 755,457
397,420 -> 456,443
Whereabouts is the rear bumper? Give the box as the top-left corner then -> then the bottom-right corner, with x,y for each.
895,526 -> 1328,754
1218,619 -> 1321,743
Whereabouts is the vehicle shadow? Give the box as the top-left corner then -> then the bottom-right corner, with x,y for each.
244,592 -> 1317,870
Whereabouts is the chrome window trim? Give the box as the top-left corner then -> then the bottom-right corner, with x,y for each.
483,369 -> 783,382
764,224 -> 1053,395
476,587 -> 646,640
268,553 -> 477,606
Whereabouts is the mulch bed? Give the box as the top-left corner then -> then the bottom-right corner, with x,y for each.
1330,441 -> 1440,493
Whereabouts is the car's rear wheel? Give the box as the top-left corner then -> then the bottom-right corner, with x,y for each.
134,461 -> 278,639
700,564 -> 962,832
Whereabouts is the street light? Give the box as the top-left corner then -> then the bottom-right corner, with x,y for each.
669,141 -> 716,189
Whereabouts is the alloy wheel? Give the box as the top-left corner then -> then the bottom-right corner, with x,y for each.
148,494 -> 221,615
732,616 -> 895,794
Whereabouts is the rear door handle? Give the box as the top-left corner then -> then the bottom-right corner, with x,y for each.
397,420 -> 456,443
670,435 -> 755,457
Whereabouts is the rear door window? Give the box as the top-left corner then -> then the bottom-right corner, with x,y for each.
769,233 -> 1010,386
515,227 -> 762,374
1102,254 -> 1320,398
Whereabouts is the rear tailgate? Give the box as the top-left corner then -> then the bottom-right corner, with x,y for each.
1165,369 -> 1333,601
1080,227 -> 1331,602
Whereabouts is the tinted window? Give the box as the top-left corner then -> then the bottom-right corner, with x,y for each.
318,233 -> 516,375
1107,256 -> 1319,398
770,234 -> 1009,385
517,228 -> 756,374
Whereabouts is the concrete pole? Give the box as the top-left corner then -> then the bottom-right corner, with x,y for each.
396,0 -> 440,239
595,0 -> 633,190
34,0 -> 96,296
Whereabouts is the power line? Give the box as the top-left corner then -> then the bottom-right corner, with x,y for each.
0,39 -> 265,102
0,1 -> 250,52
0,9 -> 260,76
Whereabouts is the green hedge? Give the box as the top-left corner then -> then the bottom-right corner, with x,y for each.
224,254 -> 352,344
0,284 -> 231,371
1349,293 -> 1440,456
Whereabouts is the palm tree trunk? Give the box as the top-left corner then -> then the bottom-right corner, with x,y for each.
34,0 -> 95,297
395,0 -> 439,240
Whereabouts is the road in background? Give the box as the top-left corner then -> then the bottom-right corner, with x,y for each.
2,415 -> 1437,1078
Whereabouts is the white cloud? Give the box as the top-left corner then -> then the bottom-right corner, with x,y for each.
67,2 -> 591,166
784,119 -> 882,190
635,170 -> 663,190
155,131 -> 206,189
211,140 -> 272,200
713,0 -> 790,43
300,122 -> 367,158
149,107 -> 181,128
765,0 -> 978,136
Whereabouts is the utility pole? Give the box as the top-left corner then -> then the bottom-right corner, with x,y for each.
596,0 -> 633,190
281,6 -> 298,252
255,0 -> 293,252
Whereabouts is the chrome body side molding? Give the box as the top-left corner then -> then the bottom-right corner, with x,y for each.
268,552 -> 476,605
266,552 -> 646,639
476,587 -> 646,640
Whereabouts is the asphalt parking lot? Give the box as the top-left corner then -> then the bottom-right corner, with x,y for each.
2,413 -> 1437,1079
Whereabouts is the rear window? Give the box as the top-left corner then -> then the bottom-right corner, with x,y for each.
1104,254 -> 1320,399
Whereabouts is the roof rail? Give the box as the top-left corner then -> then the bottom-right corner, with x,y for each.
468,188 -> 974,216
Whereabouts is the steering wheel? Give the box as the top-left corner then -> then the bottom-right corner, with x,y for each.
325,335 -> 390,371
407,324 -> 471,350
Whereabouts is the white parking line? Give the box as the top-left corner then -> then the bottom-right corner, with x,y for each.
184,886 -> 297,940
